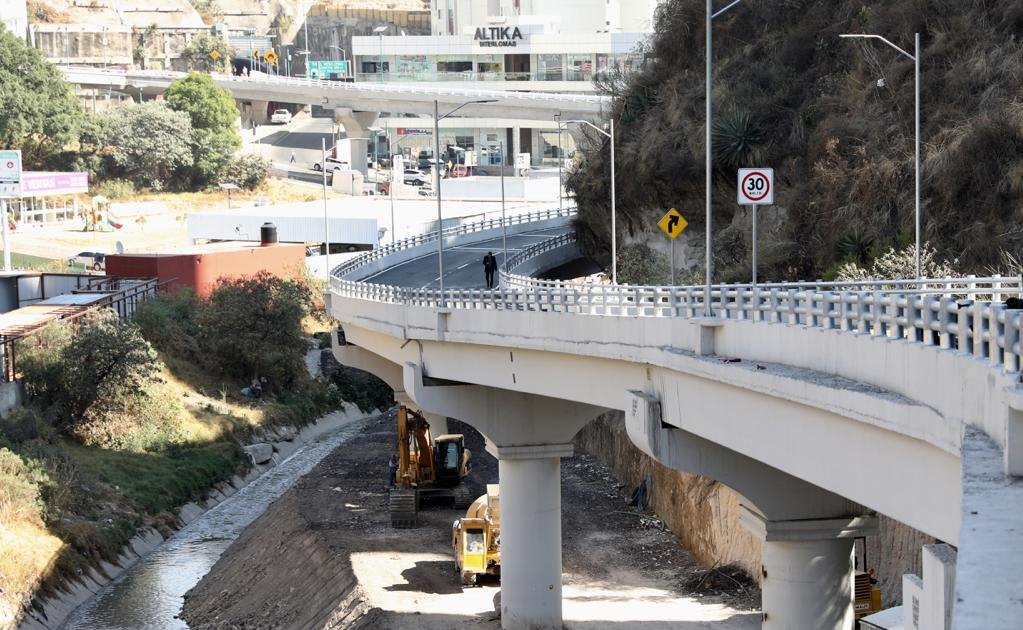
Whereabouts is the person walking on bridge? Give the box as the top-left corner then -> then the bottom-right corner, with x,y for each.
483,251 -> 498,289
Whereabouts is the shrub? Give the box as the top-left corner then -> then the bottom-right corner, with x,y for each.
198,272 -> 311,389
57,310 -> 161,439
330,365 -> 393,413
834,243 -> 960,281
71,387 -> 186,451
16,320 -> 73,406
0,408 -> 53,445
222,154 -> 270,190
92,179 -> 137,200
133,289 -> 201,358
0,448 -> 44,525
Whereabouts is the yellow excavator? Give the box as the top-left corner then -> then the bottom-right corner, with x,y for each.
389,405 -> 473,528
452,484 -> 501,586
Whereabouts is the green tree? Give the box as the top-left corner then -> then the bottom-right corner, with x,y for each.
102,102 -> 194,190
0,23 -> 84,168
198,272 -> 312,388
15,320 -> 73,407
180,32 -> 232,73
57,310 -> 160,431
165,73 -> 241,186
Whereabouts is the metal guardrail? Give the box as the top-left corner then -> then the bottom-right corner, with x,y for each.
331,211 -> 1023,377
331,206 -> 577,279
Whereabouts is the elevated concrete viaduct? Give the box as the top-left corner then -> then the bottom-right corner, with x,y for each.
58,67 -> 607,173
326,209 -> 1023,630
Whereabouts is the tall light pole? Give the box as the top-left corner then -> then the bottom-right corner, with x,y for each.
500,140 -> 507,271
373,25 -> 388,82
555,112 -> 563,208
705,0 -> 744,316
434,98 -> 497,299
563,118 -> 617,284
841,32 -> 922,279
321,138 -> 330,277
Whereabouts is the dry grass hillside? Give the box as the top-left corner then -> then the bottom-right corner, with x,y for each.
569,0 -> 1023,282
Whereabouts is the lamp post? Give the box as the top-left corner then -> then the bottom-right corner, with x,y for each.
373,25 -> 388,82
434,98 -> 498,300
330,46 -> 347,77
219,182 -> 239,209
704,0 -> 744,315
500,140 -> 507,272
555,112 -> 563,208
321,138 -> 330,277
841,32 -> 922,279
562,118 -> 617,284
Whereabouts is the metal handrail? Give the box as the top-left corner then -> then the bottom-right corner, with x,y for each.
330,212 -> 1023,377
332,206 -> 577,279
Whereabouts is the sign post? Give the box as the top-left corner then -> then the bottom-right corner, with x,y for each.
737,168 -> 774,286
657,207 -> 688,286
0,150 -> 23,272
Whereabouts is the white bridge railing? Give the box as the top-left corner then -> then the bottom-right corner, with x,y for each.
331,211 -> 1023,377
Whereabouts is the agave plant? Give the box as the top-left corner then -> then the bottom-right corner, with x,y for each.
712,110 -> 766,171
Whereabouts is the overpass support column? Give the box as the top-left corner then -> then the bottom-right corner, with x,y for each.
334,109 -> 379,177
740,507 -> 877,630
494,443 -> 571,630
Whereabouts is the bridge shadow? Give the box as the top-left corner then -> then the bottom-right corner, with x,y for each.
262,130 -> 332,150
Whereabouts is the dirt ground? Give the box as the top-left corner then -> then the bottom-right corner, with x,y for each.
181,412 -> 761,630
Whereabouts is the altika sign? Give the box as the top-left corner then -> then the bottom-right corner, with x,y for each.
474,26 -> 524,47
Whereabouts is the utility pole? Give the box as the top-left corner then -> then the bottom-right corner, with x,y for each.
322,138 -> 330,277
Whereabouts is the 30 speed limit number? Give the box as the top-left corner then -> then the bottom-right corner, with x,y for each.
737,168 -> 773,205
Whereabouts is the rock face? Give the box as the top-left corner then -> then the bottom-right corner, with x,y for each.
244,443 -> 274,465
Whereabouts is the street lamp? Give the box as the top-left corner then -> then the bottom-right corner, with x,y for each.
562,118 -> 617,284
373,25 -> 388,83
555,112 -> 563,208
705,0 -> 744,315
218,182 -> 239,209
434,99 -> 498,299
841,32 -> 922,279
329,45 -> 348,77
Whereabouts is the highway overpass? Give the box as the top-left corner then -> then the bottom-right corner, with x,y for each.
326,208 -> 1023,630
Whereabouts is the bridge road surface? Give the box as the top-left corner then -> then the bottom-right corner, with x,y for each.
356,226 -> 571,289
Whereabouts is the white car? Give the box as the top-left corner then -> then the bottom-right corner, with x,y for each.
313,157 -> 350,172
68,251 -> 106,271
270,109 -> 292,124
403,169 -> 430,186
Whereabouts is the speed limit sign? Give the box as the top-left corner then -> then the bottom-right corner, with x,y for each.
737,168 -> 773,205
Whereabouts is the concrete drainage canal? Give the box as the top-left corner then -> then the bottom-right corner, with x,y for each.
58,417 -> 370,630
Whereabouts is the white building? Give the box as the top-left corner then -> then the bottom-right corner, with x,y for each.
430,0 -> 659,35
2,0 -> 29,40
352,0 -> 657,167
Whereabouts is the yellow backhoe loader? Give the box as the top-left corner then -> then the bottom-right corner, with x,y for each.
452,484 -> 500,586
389,405 -> 473,528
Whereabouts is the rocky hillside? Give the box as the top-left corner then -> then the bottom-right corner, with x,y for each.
568,0 -> 1023,283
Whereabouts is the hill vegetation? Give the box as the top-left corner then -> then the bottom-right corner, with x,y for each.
568,0 -> 1023,283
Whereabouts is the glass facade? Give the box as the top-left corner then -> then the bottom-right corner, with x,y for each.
538,53 -> 563,81
566,54 -> 593,81
476,54 -> 504,77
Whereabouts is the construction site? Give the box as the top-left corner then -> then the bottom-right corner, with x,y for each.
179,411 -> 760,629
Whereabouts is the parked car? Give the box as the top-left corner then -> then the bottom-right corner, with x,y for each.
68,251 -> 105,271
270,109 -> 292,124
313,157 -> 350,172
403,169 -> 430,186
449,164 -> 469,178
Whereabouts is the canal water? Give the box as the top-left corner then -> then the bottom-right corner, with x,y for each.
61,416 -> 368,630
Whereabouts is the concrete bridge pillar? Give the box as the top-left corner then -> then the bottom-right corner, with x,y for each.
494,443 -> 571,630
334,109 -> 379,177
740,507 -> 877,630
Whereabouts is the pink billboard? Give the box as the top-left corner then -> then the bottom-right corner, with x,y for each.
21,172 -> 89,197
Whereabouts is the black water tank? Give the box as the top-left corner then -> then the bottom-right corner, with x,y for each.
260,222 -> 278,246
